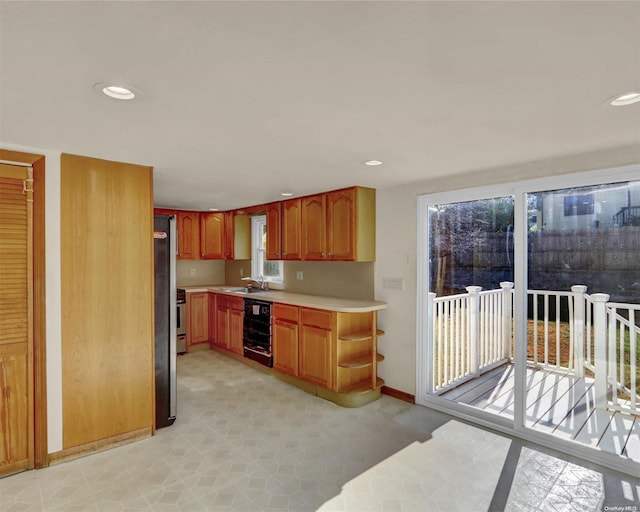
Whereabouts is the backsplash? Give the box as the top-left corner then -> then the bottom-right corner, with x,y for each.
176,260 -> 225,286
225,260 -> 374,300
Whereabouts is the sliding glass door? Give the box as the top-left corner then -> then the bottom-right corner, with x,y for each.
424,196 -> 516,422
417,167 -> 640,471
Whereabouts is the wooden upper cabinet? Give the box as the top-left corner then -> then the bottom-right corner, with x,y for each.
154,208 -> 176,216
224,212 -> 235,260
201,211 -> 250,260
265,202 -> 282,260
177,211 -> 201,260
200,212 -> 225,259
281,198 -> 302,260
327,188 -> 357,261
301,194 -> 326,260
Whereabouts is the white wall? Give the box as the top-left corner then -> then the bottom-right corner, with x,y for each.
1,141 -> 63,452
374,144 -> 640,395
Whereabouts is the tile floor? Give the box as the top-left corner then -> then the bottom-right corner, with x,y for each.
1,350 -> 639,511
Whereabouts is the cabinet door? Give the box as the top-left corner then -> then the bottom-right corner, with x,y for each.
265,202 -> 282,260
229,308 -> 244,355
299,324 -> 331,388
177,211 -> 201,260
301,194 -> 326,260
281,198 -> 301,260
273,319 -> 298,376
215,298 -> 229,349
224,212 -> 235,259
208,293 -> 217,346
326,188 -> 356,261
200,212 -> 225,259
188,293 -> 209,347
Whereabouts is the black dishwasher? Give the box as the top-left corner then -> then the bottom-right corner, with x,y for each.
243,298 -> 273,367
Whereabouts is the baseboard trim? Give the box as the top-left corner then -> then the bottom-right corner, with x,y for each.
382,385 -> 415,404
47,427 -> 152,466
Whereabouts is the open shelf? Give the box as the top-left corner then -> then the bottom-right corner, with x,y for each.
339,353 -> 384,369
339,331 -> 372,342
340,377 -> 385,394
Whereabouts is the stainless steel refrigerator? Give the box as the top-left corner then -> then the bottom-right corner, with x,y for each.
154,214 -> 177,428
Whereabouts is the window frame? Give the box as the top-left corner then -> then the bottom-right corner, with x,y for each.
251,215 -> 283,283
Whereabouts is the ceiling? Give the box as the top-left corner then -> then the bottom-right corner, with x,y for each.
1,1 -> 639,211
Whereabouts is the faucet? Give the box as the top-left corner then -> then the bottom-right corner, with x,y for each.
241,275 -> 268,290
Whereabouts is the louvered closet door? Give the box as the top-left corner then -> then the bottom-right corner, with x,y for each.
0,163 -> 34,477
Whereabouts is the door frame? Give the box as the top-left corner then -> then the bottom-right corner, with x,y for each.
0,149 -> 47,469
416,163 -> 640,476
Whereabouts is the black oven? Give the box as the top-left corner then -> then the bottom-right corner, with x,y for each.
243,298 -> 272,367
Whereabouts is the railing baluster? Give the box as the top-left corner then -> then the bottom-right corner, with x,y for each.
630,309 -> 637,412
608,305 -> 618,408
544,294 -> 549,366
592,294 -> 610,411
533,292 -> 538,365
556,294 -> 561,370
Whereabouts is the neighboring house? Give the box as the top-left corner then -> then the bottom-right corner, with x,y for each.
534,181 -> 640,230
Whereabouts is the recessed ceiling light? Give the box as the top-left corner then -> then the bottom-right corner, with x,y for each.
364,160 -> 383,166
208,208 -> 219,211
93,82 -> 138,100
280,192 -> 293,197
609,91 -> 640,106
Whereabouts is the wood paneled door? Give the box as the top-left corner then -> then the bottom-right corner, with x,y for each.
0,163 -> 34,477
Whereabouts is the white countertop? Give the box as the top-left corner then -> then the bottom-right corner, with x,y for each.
179,285 -> 386,313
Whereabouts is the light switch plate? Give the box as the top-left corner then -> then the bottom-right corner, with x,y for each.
296,271 -> 303,280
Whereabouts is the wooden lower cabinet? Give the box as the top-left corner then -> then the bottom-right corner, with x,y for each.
299,323 -> 332,388
214,296 -> 229,349
273,304 -> 299,376
187,292 -> 209,349
208,294 -> 384,407
229,299 -> 244,354
211,293 -> 243,353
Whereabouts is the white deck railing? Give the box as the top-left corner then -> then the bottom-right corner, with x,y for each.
428,282 -> 513,395
428,283 -> 640,415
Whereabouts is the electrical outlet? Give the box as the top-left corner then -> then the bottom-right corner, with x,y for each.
190,268 -> 196,276
296,271 -> 303,280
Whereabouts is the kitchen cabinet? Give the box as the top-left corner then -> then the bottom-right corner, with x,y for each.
301,194 -> 326,260
272,303 -> 299,376
214,295 -> 230,349
281,198 -> 302,260
187,292 -> 209,349
301,187 -> 375,262
211,293 -> 243,353
265,202 -> 282,260
177,211 -> 201,260
228,298 -> 244,355
298,308 -> 333,388
335,311 -> 384,394
200,212 -> 225,259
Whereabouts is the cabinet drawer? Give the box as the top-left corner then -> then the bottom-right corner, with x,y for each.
228,296 -> 244,311
274,303 -> 298,323
215,293 -> 228,308
300,308 -> 333,329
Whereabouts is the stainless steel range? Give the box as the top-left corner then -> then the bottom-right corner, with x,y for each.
242,298 -> 272,367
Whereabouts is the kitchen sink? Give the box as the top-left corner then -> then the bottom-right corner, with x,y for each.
219,287 -> 266,294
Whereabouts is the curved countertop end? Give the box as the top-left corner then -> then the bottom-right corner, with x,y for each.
179,285 -> 387,313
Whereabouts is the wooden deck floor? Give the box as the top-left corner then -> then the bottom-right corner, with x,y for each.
441,364 -> 640,463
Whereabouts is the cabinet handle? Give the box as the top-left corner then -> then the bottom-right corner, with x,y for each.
321,251 -> 325,257
328,252 -> 332,257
